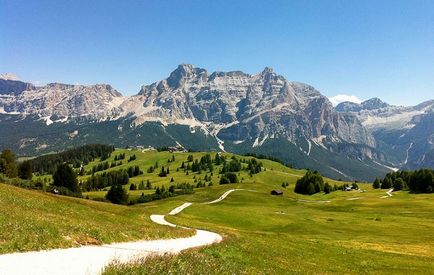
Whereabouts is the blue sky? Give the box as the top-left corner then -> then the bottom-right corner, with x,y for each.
1,0 -> 433,105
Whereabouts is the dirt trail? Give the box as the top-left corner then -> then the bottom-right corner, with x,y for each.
0,189 -> 243,275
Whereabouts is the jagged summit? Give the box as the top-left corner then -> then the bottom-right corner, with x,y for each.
128,64 -> 375,149
361,97 -> 389,110
261,66 -> 274,75
336,97 -> 390,113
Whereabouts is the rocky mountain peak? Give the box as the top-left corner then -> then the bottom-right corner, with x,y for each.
361,97 -> 389,110
261,67 -> 274,75
167,64 -> 208,89
336,97 -> 389,113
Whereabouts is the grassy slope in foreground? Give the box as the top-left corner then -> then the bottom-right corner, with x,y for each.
107,183 -> 434,274
0,184 -> 190,254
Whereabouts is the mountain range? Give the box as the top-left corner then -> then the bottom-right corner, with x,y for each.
1,65 -> 433,181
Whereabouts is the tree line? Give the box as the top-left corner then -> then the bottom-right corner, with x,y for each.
28,144 -> 114,174
83,166 -> 143,191
294,170 -> 357,195
0,149 -> 33,180
373,169 -> 434,193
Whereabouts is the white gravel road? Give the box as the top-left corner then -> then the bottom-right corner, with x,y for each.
0,189 -> 243,275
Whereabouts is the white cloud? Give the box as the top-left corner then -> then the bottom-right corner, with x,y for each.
328,94 -> 363,106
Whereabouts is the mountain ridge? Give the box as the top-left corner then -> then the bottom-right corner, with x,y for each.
1,65 -> 432,180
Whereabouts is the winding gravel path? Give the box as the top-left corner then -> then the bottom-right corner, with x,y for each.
380,188 -> 394,198
203,189 -> 245,204
0,189 -> 243,275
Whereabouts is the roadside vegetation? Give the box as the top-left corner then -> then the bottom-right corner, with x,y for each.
104,249 -> 244,275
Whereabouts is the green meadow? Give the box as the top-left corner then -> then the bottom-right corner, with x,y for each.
3,148 -> 434,273
0,184 -> 190,254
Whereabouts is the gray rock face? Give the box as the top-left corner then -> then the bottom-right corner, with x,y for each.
336,97 -> 434,169
2,65 -> 409,180
336,98 -> 389,113
0,65 -> 374,150
125,64 -> 375,149
0,82 -> 124,121
0,79 -> 35,96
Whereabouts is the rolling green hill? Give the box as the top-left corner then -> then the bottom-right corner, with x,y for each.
2,148 -> 433,273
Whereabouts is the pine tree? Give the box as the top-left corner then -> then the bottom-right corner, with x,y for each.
373,178 -> 380,189
106,184 -> 128,204
138,181 -> 145,190
307,182 -> 316,195
18,161 -> 33,180
53,163 -> 80,194
0,149 -> 18,178
324,182 -> 331,194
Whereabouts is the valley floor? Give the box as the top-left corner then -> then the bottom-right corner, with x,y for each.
107,184 -> 434,274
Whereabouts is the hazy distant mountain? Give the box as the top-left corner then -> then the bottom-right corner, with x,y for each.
336,98 -> 389,113
336,98 -> 434,170
3,65 -> 432,181
0,81 -> 124,121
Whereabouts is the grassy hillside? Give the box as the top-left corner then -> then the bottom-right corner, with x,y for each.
94,150 -> 433,274
3,148 -> 433,273
73,148 -> 319,202
0,184 -> 190,254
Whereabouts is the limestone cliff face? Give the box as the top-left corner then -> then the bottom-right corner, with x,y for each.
125,64 -> 375,148
0,81 -> 124,121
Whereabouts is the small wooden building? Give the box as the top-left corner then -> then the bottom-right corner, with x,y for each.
271,189 -> 283,196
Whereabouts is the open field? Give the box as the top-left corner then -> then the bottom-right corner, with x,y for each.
101,164 -> 434,274
157,186 -> 434,274
3,149 -> 434,273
